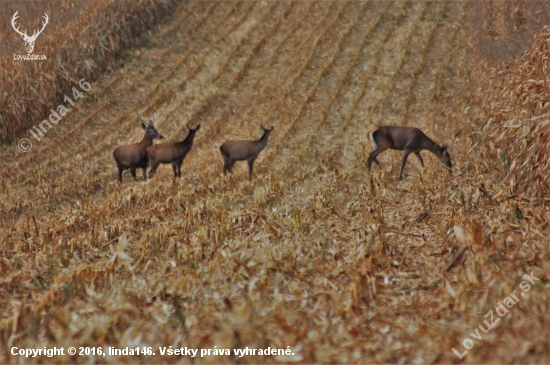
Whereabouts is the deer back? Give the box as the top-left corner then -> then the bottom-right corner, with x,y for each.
113,131 -> 149,166
374,126 -> 427,150
221,125 -> 273,159
147,124 -> 200,163
220,140 -> 257,159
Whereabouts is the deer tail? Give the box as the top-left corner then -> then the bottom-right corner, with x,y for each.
368,129 -> 378,152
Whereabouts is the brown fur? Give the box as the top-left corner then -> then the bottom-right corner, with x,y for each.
147,124 -> 201,178
112,116 -> 163,183
366,126 -> 452,180
220,125 -> 274,181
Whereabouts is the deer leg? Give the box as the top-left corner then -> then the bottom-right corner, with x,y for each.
171,162 -> 178,178
228,159 -> 236,173
247,158 -> 255,181
142,167 -> 147,181
366,150 -> 381,172
130,167 -> 137,181
117,164 -> 124,182
414,152 -> 424,168
222,157 -> 230,175
148,160 -> 160,178
177,163 -> 182,178
399,151 -> 412,180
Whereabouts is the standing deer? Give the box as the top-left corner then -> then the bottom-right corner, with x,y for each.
220,125 -> 274,181
112,113 -> 164,183
366,126 -> 452,180
146,124 -> 201,178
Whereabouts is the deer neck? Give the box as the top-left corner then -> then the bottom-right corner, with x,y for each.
181,130 -> 197,146
424,138 -> 443,158
253,131 -> 271,152
140,132 -> 154,150
260,130 -> 272,143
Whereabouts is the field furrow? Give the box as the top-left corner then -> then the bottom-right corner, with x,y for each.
184,1 -> 322,144
158,0 -> 291,139
226,0 -> 347,134
403,0 -> 468,130
332,1 -> 447,177
176,0 -> 348,180
295,1 -> 430,169
0,1 -> 255,218
375,0 -> 444,127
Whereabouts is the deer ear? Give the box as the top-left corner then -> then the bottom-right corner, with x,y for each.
141,122 -> 148,130
270,126 -> 274,131
442,145 -> 447,150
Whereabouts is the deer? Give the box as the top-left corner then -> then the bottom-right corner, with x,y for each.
12,11 -> 49,54
146,124 -> 201,178
220,125 -> 274,181
366,126 -> 452,180
112,113 -> 164,183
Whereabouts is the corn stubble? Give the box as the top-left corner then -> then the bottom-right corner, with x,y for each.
0,1 -> 548,364
469,26 -> 550,197
0,0 -> 177,143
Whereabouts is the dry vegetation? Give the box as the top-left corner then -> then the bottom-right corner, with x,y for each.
0,0 -> 176,143
1,1 -> 549,364
468,25 -> 550,197
470,0 -> 550,61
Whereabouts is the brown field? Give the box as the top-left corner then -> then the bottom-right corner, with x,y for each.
1,1 -> 549,364
0,0 -> 176,142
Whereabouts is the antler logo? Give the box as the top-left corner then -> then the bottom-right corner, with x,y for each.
11,11 -> 49,54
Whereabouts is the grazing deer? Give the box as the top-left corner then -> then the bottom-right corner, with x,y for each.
146,124 -> 201,178
220,125 -> 274,181
366,126 -> 452,180
112,113 -> 164,183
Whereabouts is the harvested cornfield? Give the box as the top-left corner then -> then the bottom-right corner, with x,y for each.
0,0 -> 176,143
0,1 -> 548,364
469,0 -> 550,61
468,25 -> 550,197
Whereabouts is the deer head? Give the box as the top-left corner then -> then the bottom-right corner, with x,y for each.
437,145 -> 452,172
137,112 -> 163,140
12,11 -> 49,54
